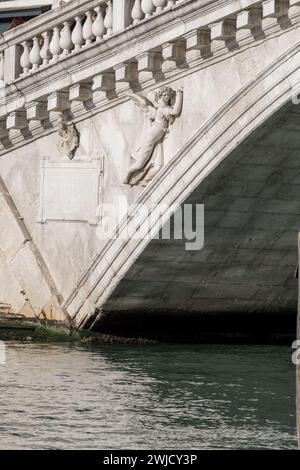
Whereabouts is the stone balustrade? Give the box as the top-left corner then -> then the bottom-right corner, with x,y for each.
5,1 -> 113,78
29,2 -> 114,73
0,0 -> 300,150
0,0 -> 185,82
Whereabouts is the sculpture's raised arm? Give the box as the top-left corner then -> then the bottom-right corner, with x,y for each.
127,92 -> 153,113
170,87 -> 183,116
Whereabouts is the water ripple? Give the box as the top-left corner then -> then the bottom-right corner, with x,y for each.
0,342 -> 297,449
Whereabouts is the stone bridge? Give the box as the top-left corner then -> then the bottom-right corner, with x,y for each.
0,0 -> 300,339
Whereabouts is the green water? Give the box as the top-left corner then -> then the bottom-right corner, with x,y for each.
0,342 -> 297,449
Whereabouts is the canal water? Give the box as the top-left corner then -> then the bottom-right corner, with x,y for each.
0,342 -> 297,449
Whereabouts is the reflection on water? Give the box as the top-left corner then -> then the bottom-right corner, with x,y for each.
0,342 -> 297,449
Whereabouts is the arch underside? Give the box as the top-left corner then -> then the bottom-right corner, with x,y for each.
96,101 -> 300,341
67,40 -> 300,337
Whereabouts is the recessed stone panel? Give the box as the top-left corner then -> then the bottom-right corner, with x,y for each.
38,158 -> 104,225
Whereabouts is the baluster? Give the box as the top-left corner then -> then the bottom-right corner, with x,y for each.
153,0 -> 167,13
60,21 -> 72,55
142,0 -> 155,18
132,0 -> 144,24
29,36 -> 42,71
40,31 -> 51,66
0,52 -> 4,82
72,16 -> 84,51
92,6 -> 105,41
83,10 -> 94,46
20,41 -> 31,75
50,26 -> 62,62
104,1 -> 113,37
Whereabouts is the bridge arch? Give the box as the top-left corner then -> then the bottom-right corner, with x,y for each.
65,41 -> 300,332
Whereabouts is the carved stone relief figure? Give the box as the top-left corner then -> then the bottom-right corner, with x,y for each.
125,86 -> 183,186
57,117 -> 79,160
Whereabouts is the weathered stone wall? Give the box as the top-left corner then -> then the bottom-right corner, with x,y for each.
0,177 -> 65,320
1,7 -> 300,325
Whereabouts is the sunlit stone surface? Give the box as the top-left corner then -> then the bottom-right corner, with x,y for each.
0,0 -> 300,338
